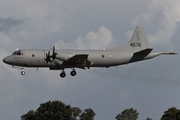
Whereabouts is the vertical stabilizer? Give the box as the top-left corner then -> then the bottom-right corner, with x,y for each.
108,26 -> 149,52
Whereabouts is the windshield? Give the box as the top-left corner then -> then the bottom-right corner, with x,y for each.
12,50 -> 21,55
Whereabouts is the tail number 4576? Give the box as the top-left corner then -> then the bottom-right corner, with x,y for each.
130,43 -> 141,47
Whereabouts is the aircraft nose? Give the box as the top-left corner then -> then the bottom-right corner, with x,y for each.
3,57 -> 7,63
3,57 -> 11,64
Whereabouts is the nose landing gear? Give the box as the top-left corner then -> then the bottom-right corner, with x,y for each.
21,68 -> 25,75
12,66 -> 25,75
21,70 -> 25,75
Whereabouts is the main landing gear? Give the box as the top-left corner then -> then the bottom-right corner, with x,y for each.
60,69 -> 66,78
70,70 -> 76,76
60,68 -> 77,78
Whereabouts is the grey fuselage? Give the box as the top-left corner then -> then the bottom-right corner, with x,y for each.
3,49 -> 160,69
3,26 -> 175,75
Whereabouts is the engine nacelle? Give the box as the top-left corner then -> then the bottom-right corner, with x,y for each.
56,52 -> 74,61
49,57 -> 53,62
54,59 -> 63,65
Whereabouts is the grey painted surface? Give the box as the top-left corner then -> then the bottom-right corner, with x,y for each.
3,26 -> 176,75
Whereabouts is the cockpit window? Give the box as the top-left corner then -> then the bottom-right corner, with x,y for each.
12,50 -> 21,55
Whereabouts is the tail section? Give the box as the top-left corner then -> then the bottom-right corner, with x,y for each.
109,26 -> 150,52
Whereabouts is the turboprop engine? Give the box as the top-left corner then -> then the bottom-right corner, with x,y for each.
56,52 -> 74,61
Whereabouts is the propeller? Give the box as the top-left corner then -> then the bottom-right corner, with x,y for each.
45,46 -> 57,64
45,51 -> 50,63
52,46 -> 56,60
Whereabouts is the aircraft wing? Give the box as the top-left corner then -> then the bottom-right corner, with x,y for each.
65,54 -> 91,69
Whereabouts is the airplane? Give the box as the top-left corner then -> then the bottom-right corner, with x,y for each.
3,25 -> 177,78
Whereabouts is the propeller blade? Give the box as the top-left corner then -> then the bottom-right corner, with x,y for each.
45,47 -> 56,64
53,46 -> 55,55
48,51 -> 50,56
53,46 -> 56,59
45,51 -> 51,64
45,53 -> 48,64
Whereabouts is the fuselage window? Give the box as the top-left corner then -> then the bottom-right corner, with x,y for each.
17,52 -> 21,55
12,51 -> 21,55
12,52 -> 17,55
32,54 -> 35,57
102,55 -> 105,58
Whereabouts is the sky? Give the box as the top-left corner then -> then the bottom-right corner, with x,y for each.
0,0 -> 180,120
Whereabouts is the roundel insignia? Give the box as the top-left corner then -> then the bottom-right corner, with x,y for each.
109,54 -> 113,58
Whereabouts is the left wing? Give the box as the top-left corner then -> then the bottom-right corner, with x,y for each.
63,54 -> 91,69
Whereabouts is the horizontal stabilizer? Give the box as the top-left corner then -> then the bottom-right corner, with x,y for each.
161,52 -> 177,55
134,48 -> 153,55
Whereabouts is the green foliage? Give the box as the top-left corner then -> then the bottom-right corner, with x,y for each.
79,108 -> 96,120
161,107 -> 180,120
21,110 -> 35,120
146,117 -> 152,120
21,100 -> 95,120
115,108 -> 139,120
72,107 -> 82,120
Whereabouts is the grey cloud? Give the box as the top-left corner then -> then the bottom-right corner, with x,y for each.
0,17 -> 23,32
0,1 -> 180,120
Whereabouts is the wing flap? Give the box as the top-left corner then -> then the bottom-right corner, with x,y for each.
66,54 -> 91,69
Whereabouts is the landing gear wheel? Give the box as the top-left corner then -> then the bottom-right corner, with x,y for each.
70,71 -> 76,76
21,71 -> 25,75
60,72 -> 66,78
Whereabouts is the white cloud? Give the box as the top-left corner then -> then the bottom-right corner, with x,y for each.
0,0 -> 65,49
125,30 -> 133,42
55,26 -> 115,49
0,33 -> 14,47
131,0 -> 180,49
